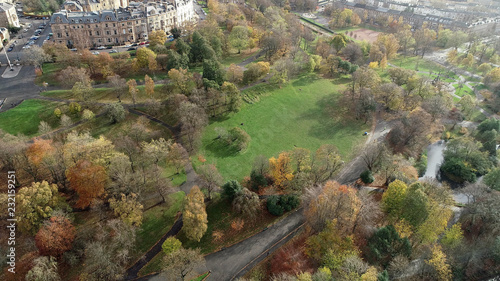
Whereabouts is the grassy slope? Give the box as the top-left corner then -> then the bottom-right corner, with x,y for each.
134,191 -> 185,258
197,74 -> 370,181
0,99 -> 63,136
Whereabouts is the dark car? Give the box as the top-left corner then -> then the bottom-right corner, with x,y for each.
106,46 -> 112,49
90,47 -> 96,50
127,47 -> 136,51
131,43 -> 138,47
7,47 -> 13,52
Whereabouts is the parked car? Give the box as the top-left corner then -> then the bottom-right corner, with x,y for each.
91,51 -> 100,55
110,49 -> 118,53
7,47 -> 13,52
106,46 -> 113,49
97,46 -> 106,50
131,43 -> 138,47
139,42 -> 146,45
127,47 -> 136,51
70,48 -> 78,52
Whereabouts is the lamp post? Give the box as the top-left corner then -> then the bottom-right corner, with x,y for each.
0,39 -> 13,71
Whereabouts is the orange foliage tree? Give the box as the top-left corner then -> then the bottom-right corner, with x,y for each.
35,215 -> 76,257
305,181 -> 360,233
26,138 -> 54,166
67,160 -> 107,208
269,152 -> 294,189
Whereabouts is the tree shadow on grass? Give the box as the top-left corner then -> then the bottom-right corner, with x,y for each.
291,74 -> 321,87
204,138 -> 242,158
298,93 -> 363,141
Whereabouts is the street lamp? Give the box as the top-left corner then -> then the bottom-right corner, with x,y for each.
0,39 -> 13,71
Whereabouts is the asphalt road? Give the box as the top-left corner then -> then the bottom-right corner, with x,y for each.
0,65 -> 39,112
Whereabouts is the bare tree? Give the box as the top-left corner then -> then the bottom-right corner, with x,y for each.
197,163 -> 224,199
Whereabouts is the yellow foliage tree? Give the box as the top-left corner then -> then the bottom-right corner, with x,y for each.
380,55 -> 388,69
144,75 -> 155,98
381,180 -> 408,219
109,193 -> 144,226
426,245 -> 452,281
149,30 -> 167,48
183,186 -> 208,242
368,61 -> 379,69
269,152 -> 294,189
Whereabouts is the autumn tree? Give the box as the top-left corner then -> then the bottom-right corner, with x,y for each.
67,160 -> 107,208
381,180 -> 408,219
35,215 -> 75,257
104,103 -> 127,124
226,63 -> 244,84
18,181 -> 64,234
24,45 -> 51,72
414,27 -> 436,58
168,68 -> 194,95
72,81 -> 94,102
58,66 -> 92,89
426,245 -> 452,281
229,25 -> 249,53
108,74 -> 128,101
134,47 -> 157,71
25,256 -> 61,281
162,248 -> 205,280
304,181 -> 360,233
183,186 -> 208,242
144,74 -> 155,98
197,164 -> 224,199
167,143 -> 188,174
149,30 -> 167,48
269,152 -> 294,189
310,144 -> 343,185
162,237 -> 182,255
176,101 -> 208,152
232,188 -> 261,218
109,193 -> 143,226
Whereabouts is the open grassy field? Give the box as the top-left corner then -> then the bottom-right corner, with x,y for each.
221,48 -> 260,67
452,83 -> 474,97
390,56 -> 447,74
0,99 -> 63,136
196,74 -> 370,181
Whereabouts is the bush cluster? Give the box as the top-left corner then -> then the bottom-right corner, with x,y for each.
266,194 -> 300,216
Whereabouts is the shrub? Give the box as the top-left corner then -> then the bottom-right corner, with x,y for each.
267,195 -> 284,216
266,194 -> 300,216
104,103 -> 126,124
54,108 -> 62,118
229,127 -> 251,151
82,109 -> 95,121
360,170 -> 375,184
250,170 -> 268,191
222,180 -> 242,200
68,102 -> 81,114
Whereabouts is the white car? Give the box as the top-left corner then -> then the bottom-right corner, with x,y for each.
97,46 -> 106,50
91,51 -> 100,55
109,49 -> 118,53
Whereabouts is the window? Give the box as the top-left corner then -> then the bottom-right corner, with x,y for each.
106,31 -> 110,35
106,16 -> 111,21
65,32 -> 69,36
107,38 -> 111,42
113,23 -> 115,27
57,33 -> 62,38
129,28 -> 132,33
89,31 -> 92,36
96,31 -> 100,35
114,30 -> 117,35
105,23 -> 108,27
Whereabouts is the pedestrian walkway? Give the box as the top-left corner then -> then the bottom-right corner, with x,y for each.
1,65 -> 22,78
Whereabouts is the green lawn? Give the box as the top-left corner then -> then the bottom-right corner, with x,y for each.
37,62 -> 64,86
197,74 -> 370,181
0,99 -> 63,136
221,49 -> 260,67
390,56 -> 447,74
134,192 -> 185,259
191,272 -> 209,281
452,83 -> 474,97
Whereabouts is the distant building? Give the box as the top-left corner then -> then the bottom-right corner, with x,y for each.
50,0 -> 196,48
62,0 -> 129,12
0,2 -> 19,28
0,27 -> 10,42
